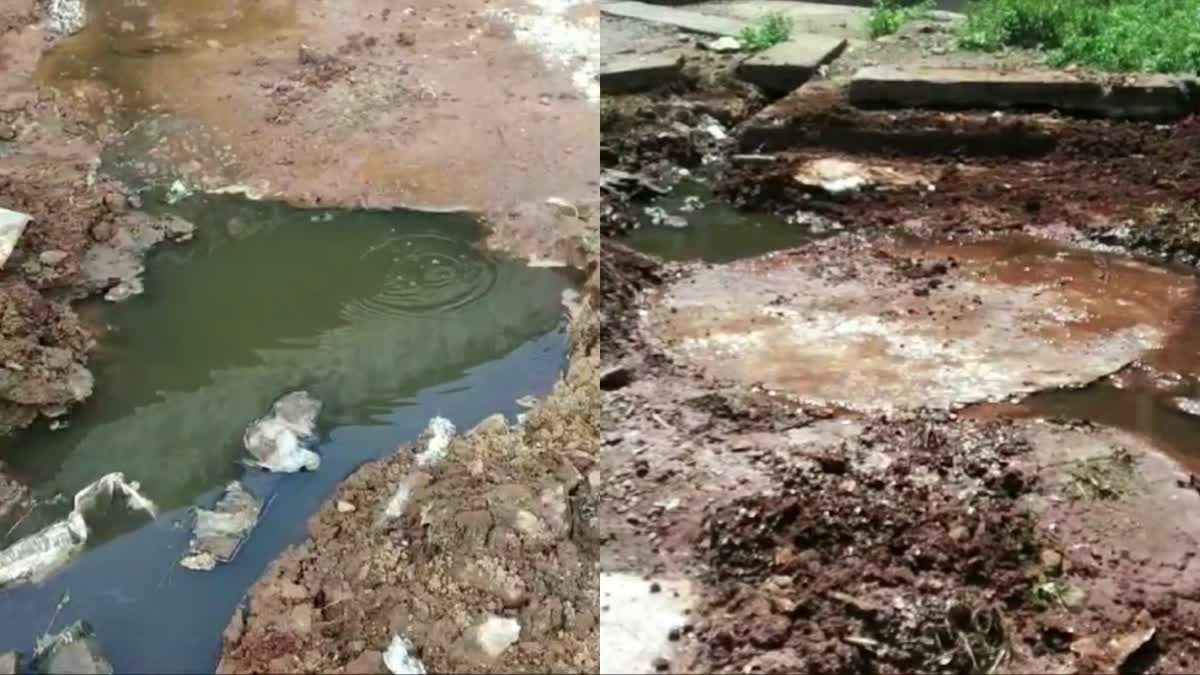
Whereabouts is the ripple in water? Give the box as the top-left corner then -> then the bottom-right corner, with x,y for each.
343,233 -> 498,320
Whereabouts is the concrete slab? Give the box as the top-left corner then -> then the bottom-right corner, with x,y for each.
737,35 -> 847,95
601,1 -> 745,37
849,65 -> 1198,121
601,54 -> 684,94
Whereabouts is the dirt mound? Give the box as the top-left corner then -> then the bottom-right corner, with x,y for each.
600,240 -> 661,362
697,414 -> 1041,674
219,277 -> 599,675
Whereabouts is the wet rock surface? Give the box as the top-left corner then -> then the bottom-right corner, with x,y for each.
217,272 -> 599,674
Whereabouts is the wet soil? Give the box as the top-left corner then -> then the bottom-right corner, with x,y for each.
601,41 -> 1200,672
219,270 -> 599,674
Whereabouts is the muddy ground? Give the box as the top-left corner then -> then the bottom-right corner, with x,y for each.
601,33 -> 1200,674
219,267 -> 598,674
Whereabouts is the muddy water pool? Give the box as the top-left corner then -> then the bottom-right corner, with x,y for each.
0,195 -> 572,671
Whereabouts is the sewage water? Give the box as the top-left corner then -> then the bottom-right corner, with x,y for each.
624,181 -> 819,263
0,195 -> 572,672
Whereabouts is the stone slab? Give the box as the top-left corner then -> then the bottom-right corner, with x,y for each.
601,1 -> 745,37
849,65 -> 1197,121
737,35 -> 847,95
0,207 -> 30,270
601,54 -> 684,94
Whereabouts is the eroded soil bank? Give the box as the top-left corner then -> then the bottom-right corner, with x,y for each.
601,20 -> 1200,672
219,267 -> 599,674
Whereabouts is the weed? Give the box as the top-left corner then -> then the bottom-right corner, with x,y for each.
867,0 -> 936,39
1063,449 -> 1135,500
959,0 -> 1200,73
1028,576 -> 1071,609
739,13 -> 793,51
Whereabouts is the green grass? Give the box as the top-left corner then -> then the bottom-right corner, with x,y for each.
738,13 -> 793,51
867,0 -> 936,39
959,0 -> 1200,73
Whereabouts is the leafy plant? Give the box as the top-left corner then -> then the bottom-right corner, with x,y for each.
738,13 -> 794,51
867,0 -> 936,39
959,0 -> 1200,73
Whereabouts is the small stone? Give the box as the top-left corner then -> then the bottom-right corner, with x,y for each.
652,656 -> 670,671
649,581 -> 662,594
336,500 -> 357,513
1062,585 -> 1088,609
39,250 -> 69,266
667,627 -> 681,641
1040,549 -> 1064,575
343,650 -> 385,675
948,524 -> 969,541
0,126 -> 16,142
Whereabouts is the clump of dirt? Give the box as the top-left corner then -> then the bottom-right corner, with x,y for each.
219,273 -> 599,675
599,241 -> 660,361
697,414 -> 1044,674
0,155 -> 194,433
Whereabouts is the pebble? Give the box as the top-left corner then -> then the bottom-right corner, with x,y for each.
39,249 -> 69,266
337,500 -> 357,513
652,656 -> 670,671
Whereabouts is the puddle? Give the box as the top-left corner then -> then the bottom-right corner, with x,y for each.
624,181 -> 819,263
648,234 -> 1197,411
0,195 -> 571,671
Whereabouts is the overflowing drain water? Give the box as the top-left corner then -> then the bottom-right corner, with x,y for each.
0,194 -> 571,671
624,181 -> 820,263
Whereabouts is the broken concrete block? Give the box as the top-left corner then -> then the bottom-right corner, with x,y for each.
601,2 -> 744,36
736,36 -> 847,95
0,208 -> 30,271
243,391 -> 322,472
35,621 -> 113,675
848,65 -> 1197,120
600,54 -> 684,94
180,481 -> 262,571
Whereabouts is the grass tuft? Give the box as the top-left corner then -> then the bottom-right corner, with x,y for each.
739,13 -> 793,52
867,0 -> 936,39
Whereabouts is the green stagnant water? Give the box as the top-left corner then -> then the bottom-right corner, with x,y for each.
0,193 -> 571,671
624,180 -> 820,263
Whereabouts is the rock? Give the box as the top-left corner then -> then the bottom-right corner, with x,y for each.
35,621 -> 113,675
737,36 -> 848,95
1061,584 -> 1088,609
600,55 -> 684,95
1171,397 -> 1200,417
539,484 -> 571,538
0,208 -> 31,271
704,36 -> 742,52
472,615 -> 521,658
1070,609 -> 1155,671
223,607 -> 246,645
0,651 -> 17,675
344,650 -> 385,674
180,481 -> 262,570
793,158 -> 872,196
44,0 -> 85,35
39,250 -> 69,266
849,65 -> 1196,121
243,391 -> 323,472
652,656 -> 670,671
0,126 -> 16,142
290,604 -> 314,635
336,500 -> 357,513
601,2 -> 744,36
469,413 -> 508,436
1040,549 -> 1064,575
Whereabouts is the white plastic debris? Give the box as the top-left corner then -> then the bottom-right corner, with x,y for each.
0,208 -> 31,271
414,416 -> 456,467
243,391 -> 322,472
0,473 -> 157,588
473,615 -> 521,658
180,481 -> 262,571
379,417 -> 456,523
164,179 -> 193,205
384,635 -> 427,675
